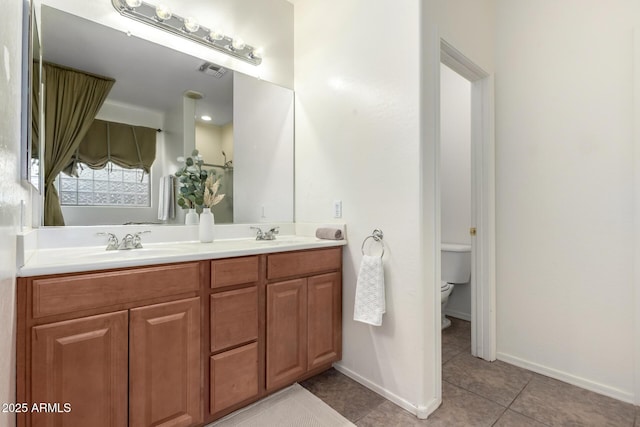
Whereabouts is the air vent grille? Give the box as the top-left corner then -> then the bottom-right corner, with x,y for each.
198,62 -> 227,79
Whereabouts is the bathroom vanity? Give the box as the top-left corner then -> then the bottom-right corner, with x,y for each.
16,237 -> 344,427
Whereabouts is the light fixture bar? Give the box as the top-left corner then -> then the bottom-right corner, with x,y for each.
111,0 -> 262,66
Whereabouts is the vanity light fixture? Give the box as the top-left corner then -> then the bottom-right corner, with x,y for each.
111,0 -> 263,66
201,115 -> 212,122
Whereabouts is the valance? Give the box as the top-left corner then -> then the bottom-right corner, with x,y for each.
65,119 -> 157,176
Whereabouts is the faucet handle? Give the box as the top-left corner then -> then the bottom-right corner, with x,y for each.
268,226 -> 280,234
133,230 -> 151,249
118,234 -> 135,250
250,226 -> 264,239
97,232 -> 119,251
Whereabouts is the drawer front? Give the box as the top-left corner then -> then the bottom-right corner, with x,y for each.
210,343 -> 259,414
267,248 -> 341,280
211,256 -> 259,289
210,287 -> 258,352
32,262 -> 200,319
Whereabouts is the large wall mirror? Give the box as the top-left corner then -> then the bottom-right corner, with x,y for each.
35,3 -> 294,226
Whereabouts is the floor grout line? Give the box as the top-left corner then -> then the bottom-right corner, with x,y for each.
442,379 -> 509,409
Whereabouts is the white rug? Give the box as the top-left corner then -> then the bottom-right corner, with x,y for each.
209,383 -> 355,427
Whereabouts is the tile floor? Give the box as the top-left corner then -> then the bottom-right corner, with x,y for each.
301,318 -> 639,426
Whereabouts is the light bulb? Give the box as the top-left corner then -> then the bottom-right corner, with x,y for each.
183,17 -> 199,33
250,47 -> 263,59
201,115 -> 212,122
208,28 -> 224,41
231,37 -> 246,51
125,0 -> 142,8
155,4 -> 172,21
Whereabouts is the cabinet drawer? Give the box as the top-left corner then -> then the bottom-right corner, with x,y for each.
32,263 -> 200,319
267,248 -> 341,280
210,287 -> 258,352
210,342 -> 259,414
211,256 -> 259,289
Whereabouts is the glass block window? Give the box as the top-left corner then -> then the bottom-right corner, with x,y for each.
57,162 -> 150,207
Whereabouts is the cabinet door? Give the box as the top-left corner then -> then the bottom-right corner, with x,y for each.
266,279 -> 307,391
31,311 -> 128,427
129,298 -> 201,427
307,272 -> 342,370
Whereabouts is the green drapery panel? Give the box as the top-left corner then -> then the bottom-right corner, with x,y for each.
43,62 -> 114,226
64,119 -> 157,176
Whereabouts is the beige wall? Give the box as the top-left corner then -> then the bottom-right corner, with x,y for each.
495,0 -> 640,402
221,122 -> 234,164
195,121 -> 234,167
196,122 -> 223,165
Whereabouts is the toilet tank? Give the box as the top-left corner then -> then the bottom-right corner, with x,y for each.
441,243 -> 471,284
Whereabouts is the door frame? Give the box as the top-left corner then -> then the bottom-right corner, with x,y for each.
632,27 -> 640,406
439,39 -> 496,361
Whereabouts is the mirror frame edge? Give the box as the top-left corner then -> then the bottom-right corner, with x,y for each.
20,0 -> 41,194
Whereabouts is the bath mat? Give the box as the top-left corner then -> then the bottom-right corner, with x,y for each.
209,383 -> 355,427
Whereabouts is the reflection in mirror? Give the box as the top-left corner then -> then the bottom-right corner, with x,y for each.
39,4 -> 293,226
21,0 -> 41,192
30,14 -> 42,190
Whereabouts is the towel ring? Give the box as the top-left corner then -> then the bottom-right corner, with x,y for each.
361,229 -> 384,258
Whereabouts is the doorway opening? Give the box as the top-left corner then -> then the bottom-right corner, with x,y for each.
438,39 -> 495,362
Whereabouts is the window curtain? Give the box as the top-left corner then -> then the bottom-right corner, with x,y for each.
43,63 -> 114,226
64,119 -> 157,176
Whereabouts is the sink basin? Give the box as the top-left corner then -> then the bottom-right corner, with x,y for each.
78,247 -> 186,258
254,237 -> 307,245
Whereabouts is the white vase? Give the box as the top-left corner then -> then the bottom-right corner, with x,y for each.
199,208 -> 214,242
185,208 -> 199,225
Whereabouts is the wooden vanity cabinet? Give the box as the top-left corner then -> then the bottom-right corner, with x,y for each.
18,247 -> 343,427
265,248 -> 342,392
17,263 -> 202,427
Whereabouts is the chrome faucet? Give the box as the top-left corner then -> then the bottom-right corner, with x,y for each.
98,231 -> 150,250
250,226 -> 279,240
118,234 -> 136,250
118,231 -> 151,250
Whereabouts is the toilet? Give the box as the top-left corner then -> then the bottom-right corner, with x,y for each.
441,243 -> 471,329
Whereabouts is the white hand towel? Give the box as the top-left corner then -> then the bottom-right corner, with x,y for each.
157,176 -> 176,220
353,255 -> 386,326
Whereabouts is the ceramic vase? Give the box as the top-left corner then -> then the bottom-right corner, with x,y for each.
185,208 -> 199,225
199,208 -> 214,242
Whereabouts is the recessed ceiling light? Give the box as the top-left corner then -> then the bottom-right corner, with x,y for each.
201,115 -> 212,121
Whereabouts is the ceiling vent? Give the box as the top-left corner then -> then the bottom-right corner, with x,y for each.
198,62 -> 228,78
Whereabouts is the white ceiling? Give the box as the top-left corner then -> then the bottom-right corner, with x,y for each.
41,5 -> 233,126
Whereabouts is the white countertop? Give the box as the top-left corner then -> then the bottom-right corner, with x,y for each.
18,235 -> 347,277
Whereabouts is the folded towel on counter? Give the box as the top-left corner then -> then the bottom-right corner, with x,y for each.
315,227 -> 343,240
353,255 -> 386,326
157,176 -> 176,221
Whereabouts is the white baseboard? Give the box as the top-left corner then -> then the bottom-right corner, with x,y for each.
496,352 -> 635,404
332,363 -> 441,419
444,309 -> 471,322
